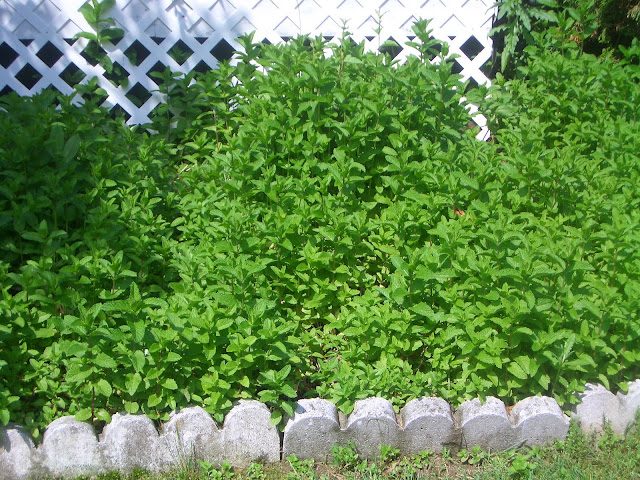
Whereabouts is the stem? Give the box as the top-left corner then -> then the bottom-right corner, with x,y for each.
619,313 -> 631,383
609,249 -> 618,287
212,110 -> 220,151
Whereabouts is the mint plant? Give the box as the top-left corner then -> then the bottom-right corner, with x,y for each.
1,20 -> 640,436
74,0 -> 124,74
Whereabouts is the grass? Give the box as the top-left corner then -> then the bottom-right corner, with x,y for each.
78,421 -> 640,480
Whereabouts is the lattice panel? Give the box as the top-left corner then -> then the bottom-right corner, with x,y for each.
0,0 -> 495,137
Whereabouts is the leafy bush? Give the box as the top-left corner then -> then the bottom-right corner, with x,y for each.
560,0 -> 640,51
0,90 -> 180,434
1,22 -> 640,437
490,0 -> 559,74
490,0 -> 640,75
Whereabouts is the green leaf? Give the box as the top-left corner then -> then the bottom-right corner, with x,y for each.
514,355 -> 532,376
0,409 -> 9,426
101,55 -> 114,73
126,373 -> 142,396
382,146 -> 397,157
281,383 -> 297,398
507,361 -> 528,380
343,55 -> 362,64
73,31 -> 98,42
537,373 -> 550,390
390,256 -> 409,276
132,350 -> 145,372
66,365 -> 93,383
63,135 -> 81,162
132,321 -> 146,342
101,27 -> 124,42
35,328 -> 57,338
74,408 -> 92,422
278,364 -> 292,380
22,231 -> 45,243
95,353 -> 118,369
166,352 -> 182,362
162,378 -> 178,390
148,394 -> 162,407
95,379 -> 112,397
78,2 -> 97,24
476,351 -> 494,365
381,40 -> 400,49
270,410 -> 282,426
96,410 -> 111,423
66,342 -> 88,358
410,303 -> 435,318
101,0 -> 116,13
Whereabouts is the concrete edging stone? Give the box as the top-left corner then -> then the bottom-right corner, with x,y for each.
2,382 -> 640,479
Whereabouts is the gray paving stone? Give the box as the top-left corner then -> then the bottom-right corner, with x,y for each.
283,398 -> 341,461
222,400 -> 280,467
0,423 -> 35,480
400,397 -> 459,454
573,383 -> 623,434
510,396 -> 569,446
162,406 -> 224,466
345,397 -> 400,459
456,397 -> 518,451
100,413 -> 169,473
38,416 -> 104,478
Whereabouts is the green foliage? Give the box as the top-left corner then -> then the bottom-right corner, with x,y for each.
245,463 -> 266,480
0,90 -> 179,433
559,0 -> 640,51
457,446 -> 491,466
379,445 -> 401,463
74,0 -> 124,74
490,0 -> 559,73
1,21 -> 640,439
491,0 -> 640,71
331,442 -> 361,469
287,455 -> 317,480
75,0 -> 123,46
199,461 -> 235,480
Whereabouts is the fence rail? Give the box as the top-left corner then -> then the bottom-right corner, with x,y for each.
0,0 -> 495,136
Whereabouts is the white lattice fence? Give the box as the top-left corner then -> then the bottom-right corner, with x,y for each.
0,0 -> 495,135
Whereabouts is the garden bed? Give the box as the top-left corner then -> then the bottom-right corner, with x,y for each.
1,26 -> 639,439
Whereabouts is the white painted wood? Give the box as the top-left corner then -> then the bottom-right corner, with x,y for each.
0,0 -> 494,135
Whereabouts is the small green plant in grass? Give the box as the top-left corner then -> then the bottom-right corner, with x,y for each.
441,447 -> 452,463
287,454 -> 316,480
199,461 -> 235,480
457,446 -> 490,465
331,442 -> 360,470
379,445 -> 400,463
504,448 -> 539,478
245,463 -> 266,480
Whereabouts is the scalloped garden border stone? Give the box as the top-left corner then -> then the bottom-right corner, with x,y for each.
400,397 -> 458,454
162,406 -> 224,466
2,382 -> 640,480
37,416 -> 103,478
0,424 -> 34,480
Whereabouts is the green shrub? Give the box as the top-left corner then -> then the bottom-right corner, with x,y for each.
0,89 -> 180,435
1,22 -> 640,436
560,0 -> 640,51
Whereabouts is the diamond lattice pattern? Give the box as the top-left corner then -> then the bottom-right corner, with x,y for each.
0,0 -> 495,135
